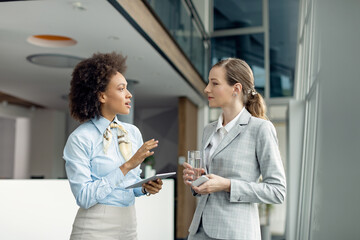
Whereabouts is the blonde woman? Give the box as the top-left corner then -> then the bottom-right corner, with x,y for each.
183,58 -> 286,240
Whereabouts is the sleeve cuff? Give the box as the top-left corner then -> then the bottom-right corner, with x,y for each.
134,187 -> 145,197
229,179 -> 245,202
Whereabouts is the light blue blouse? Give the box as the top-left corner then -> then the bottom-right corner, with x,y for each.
63,116 -> 144,209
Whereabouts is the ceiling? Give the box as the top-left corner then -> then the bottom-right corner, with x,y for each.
0,0 -> 205,111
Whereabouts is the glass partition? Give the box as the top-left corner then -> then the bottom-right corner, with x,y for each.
268,0 -> 298,97
191,19 -> 205,78
146,0 -> 208,80
211,33 -> 265,96
212,0 -> 298,99
173,0 -> 192,59
214,0 -> 263,30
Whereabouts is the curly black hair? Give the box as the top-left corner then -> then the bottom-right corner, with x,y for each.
69,52 -> 127,122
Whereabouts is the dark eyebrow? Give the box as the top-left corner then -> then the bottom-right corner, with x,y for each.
209,78 -> 219,81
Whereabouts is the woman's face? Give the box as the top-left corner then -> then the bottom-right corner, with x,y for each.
204,66 -> 235,108
99,71 -> 132,120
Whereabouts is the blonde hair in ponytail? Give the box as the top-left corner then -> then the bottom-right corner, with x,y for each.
213,58 -> 267,120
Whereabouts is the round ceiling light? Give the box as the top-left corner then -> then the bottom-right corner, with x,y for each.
27,54 -> 83,68
27,35 -> 77,48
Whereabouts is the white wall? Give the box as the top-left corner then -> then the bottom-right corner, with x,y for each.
29,109 -> 66,179
310,1 -> 360,238
0,104 -> 67,179
0,105 -> 32,179
0,179 -> 174,240
294,0 -> 360,239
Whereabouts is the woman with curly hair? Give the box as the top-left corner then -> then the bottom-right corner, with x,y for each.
63,52 -> 162,240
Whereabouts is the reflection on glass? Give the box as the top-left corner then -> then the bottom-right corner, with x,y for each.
146,0 -> 174,31
191,21 -> 205,77
252,65 -> 265,97
212,33 -> 296,98
211,33 -> 265,95
173,0 -> 191,58
146,0 -> 207,79
214,0 -> 263,30
268,0 -> 298,97
270,67 -> 294,97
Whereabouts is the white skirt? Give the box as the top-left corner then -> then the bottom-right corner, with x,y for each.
70,204 -> 137,240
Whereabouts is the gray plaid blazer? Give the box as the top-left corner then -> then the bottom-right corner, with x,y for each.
188,109 -> 286,240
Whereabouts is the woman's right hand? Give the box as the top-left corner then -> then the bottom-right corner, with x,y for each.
182,162 -> 195,186
120,139 -> 158,175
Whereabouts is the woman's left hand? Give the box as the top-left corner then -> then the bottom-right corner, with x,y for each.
142,178 -> 163,195
192,174 -> 230,195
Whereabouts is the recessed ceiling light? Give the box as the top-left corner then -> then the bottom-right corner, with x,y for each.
27,54 -> 83,68
27,35 -> 77,48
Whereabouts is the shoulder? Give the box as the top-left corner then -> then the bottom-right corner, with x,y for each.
248,117 -> 274,129
248,117 -> 277,140
73,121 -> 98,136
66,121 -> 98,145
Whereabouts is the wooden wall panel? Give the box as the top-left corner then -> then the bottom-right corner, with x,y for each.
177,97 -> 198,238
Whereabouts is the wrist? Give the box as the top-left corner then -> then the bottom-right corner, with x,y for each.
224,179 -> 231,192
142,186 -> 150,196
120,162 -> 130,176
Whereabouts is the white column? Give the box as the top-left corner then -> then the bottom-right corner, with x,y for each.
13,118 -> 31,178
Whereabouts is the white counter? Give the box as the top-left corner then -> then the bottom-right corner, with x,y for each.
0,179 -> 174,240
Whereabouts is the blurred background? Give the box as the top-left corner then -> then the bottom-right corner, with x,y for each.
0,0 -> 359,239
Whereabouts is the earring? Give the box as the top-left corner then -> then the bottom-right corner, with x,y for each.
232,93 -> 237,97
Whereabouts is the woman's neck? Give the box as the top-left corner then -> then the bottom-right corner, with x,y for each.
222,102 -> 244,126
101,110 -> 116,122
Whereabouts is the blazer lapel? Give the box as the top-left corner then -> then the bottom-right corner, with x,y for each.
210,109 -> 252,161
202,121 -> 217,151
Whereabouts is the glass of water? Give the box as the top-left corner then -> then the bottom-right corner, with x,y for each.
187,150 -> 202,181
